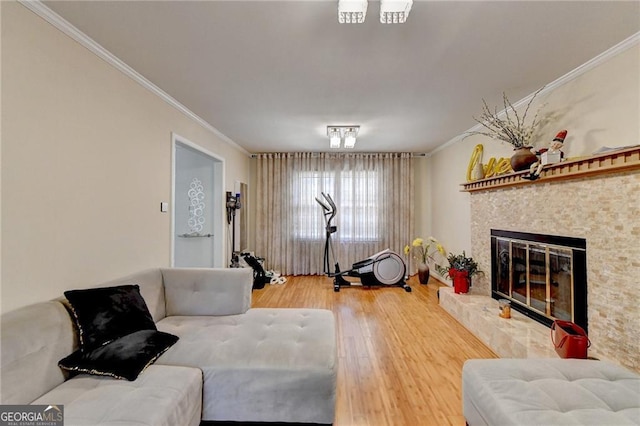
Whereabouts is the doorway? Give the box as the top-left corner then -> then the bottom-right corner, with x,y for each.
172,134 -> 225,267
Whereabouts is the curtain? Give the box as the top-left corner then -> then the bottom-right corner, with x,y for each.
255,152 -> 414,275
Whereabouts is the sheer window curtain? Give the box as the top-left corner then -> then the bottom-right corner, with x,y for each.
255,152 -> 414,276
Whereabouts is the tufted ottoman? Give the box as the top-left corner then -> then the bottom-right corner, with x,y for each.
463,358 -> 640,425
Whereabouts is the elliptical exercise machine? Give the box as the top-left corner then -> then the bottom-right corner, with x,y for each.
315,192 -> 411,292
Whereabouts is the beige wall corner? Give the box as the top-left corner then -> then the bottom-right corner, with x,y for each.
1,2 -> 250,313
413,156 -> 431,240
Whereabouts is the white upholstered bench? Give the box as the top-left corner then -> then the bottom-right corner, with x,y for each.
462,358 -> 640,425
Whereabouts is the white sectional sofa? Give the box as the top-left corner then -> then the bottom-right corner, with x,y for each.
0,268 -> 337,425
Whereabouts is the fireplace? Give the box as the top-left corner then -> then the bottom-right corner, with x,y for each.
491,230 -> 587,332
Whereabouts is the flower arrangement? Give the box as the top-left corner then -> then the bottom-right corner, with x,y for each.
404,237 -> 446,266
467,87 -> 545,149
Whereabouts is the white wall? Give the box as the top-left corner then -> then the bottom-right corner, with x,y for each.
1,2 -> 250,313
0,1 -> 4,309
429,40 -> 640,263
413,156 -> 431,241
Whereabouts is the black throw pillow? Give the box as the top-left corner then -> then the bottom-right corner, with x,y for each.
64,284 -> 156,352
58,330 -> 178,381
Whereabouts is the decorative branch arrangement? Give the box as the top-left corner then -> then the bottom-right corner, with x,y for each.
467,87 -> 545,149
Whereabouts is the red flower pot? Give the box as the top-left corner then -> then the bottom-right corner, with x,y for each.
449,268 -> 470,294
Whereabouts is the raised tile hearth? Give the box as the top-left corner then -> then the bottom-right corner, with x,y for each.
439,287 -> 557,358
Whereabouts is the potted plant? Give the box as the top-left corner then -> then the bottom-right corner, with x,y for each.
467,87 -> 545,171
403,237 -> 446,285
435,251 -> 481,294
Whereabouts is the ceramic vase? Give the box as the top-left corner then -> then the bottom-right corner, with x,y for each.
417,263 -> 430,284
510,147 -> 538,172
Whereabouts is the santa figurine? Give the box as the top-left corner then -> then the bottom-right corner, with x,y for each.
549,130 -> 567,158
523,130 -> 568,181
542,130 -> 567,157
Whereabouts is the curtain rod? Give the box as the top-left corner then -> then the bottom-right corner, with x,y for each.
251,152 -> 427,158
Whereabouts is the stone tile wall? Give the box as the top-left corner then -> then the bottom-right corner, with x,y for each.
469,170 -> 640,372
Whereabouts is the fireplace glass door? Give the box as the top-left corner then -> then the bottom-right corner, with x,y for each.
549,248 -> 573,321
491,230 -> 587,331
494,237 -> 575,323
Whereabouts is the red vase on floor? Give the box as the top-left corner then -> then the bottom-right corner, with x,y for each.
450,268 -> 470,294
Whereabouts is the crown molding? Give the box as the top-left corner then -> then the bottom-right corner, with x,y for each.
18,0 -> 251,157
430,31 -> 640,156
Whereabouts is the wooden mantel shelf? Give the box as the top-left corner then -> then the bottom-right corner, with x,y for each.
461,146 -> 640,192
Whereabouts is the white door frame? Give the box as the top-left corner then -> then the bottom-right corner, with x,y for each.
171,133 -> 226,267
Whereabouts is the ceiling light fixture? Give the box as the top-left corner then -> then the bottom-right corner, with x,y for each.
380,0 -> 413,24
343,128 -> 358,149
327,126 -> 360,149
338,0 -> 368,24
327,127 -> 342,149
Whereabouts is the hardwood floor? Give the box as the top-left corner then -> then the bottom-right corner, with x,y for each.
251,275 -> 497,426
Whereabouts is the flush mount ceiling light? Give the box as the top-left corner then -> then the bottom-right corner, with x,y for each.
327,127 -> 342,149
343,128 -> 358,148
338,0 -> 368,23
380,0 -> 413,24
327,126 -> 360,149
338,0 -> 412,24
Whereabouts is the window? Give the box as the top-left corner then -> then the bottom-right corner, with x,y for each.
294,170 -> 379,242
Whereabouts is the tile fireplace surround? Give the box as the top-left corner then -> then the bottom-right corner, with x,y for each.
445,149 -> 640,372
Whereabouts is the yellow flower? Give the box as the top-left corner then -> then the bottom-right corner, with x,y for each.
406,236 -> 448,274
